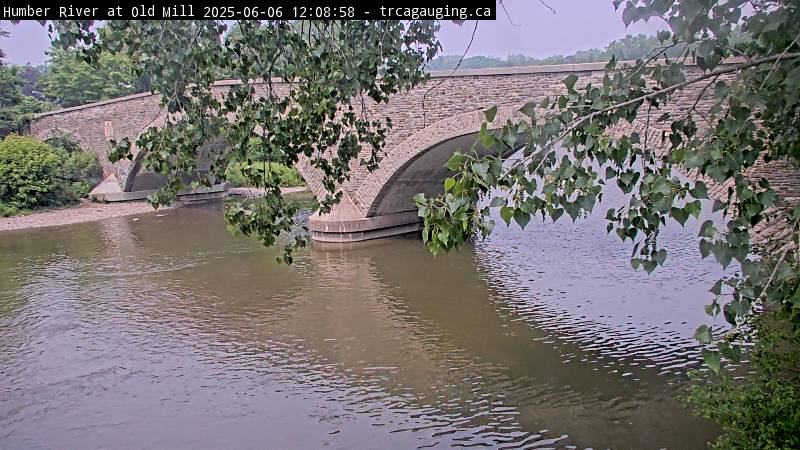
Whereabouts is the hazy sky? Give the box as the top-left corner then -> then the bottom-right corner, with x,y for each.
0,1 -> 663,66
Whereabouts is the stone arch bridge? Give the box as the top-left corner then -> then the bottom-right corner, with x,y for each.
28,62 -> 798,242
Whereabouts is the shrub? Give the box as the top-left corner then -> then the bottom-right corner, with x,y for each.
0,202 -> 19,217
0,135 -> 62,209
225,161 -> 305,188
0,134 -> 102,213
60,149 -> 103,188
681,313 -> 800,449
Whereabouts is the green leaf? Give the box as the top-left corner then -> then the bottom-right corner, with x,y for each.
489,197 -> 505,208
480,219 -> 495,238
699,220 -> 716,238
622,3 -> 639,26
689,181 -> 709,199
514,209 -> 531,229
702,349 -> 721,372
710,279 -> 724,295
519,101 -> 537,118
775,260 -> 793,282
685,200 -> 702,219
671,206 -> 690,226
793,204 -> 800,220
713,244 -> 733,269
653,249 -> 668,265
484,106 -> 498,122
539,97 -> 550,109
605,54 -> 617,71
445,152 -> 463,171
564,74 -> 578,91
472,161 -> 490,182
719,342 -> 742,363
443,177 -> 455,192
699,239 -> 712,258
694,324 -> 713,344
500,206 -> 514,225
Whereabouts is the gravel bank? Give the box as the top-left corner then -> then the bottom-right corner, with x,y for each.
0,187 -> 310,232
0,201 -> 170,232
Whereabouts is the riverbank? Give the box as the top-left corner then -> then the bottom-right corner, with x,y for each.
0,187 -> 310,232
0,200 -> 169,232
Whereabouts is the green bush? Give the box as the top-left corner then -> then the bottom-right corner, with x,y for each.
60,150 -> 103,188
0,202 -> 19,217
681,314 -> 800,449
0,135 -> 62,209
225,161 -> 305,188
0,134 -> 102,213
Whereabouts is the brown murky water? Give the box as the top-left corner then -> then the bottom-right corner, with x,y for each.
0,194 -> 724,449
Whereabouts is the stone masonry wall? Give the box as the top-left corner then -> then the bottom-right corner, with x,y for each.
29,92 -> 163,181
28,62 -> 800,243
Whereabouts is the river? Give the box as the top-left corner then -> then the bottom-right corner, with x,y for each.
0,192 -> 726,449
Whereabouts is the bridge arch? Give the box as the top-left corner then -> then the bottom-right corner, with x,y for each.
308,106 -> 526,242
120,114 -> 170,191
356,105 -> 524,217
120,114 -> 224,192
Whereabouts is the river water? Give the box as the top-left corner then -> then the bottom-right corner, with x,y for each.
0,193 -> 725,449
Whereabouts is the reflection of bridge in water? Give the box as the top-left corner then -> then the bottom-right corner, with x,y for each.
0,204 -> 719,448
29,62 -> 800,242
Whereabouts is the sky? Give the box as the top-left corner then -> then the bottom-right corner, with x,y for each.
0,1 -> 664,66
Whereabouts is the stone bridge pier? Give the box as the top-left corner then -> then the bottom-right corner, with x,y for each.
29,62 -> 800,242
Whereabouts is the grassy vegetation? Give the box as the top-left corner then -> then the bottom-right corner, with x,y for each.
225,161 -> 305,188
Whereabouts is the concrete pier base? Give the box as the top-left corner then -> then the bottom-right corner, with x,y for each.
89,174 -> 228,202
308,195 -> 421,243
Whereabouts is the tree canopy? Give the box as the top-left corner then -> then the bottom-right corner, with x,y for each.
37,48 -> 145,108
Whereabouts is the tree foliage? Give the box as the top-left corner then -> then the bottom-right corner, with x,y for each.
417,0 -> 800,365
0,135 -> 60,210
0,32 -> 53,137
0,61 -> 24,137
681,310 -> 800,449
37,47 -> 144,107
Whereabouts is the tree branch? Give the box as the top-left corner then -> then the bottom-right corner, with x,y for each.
501,52 -> 800,179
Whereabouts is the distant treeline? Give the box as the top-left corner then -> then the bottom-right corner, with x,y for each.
0,38 -> 150,136
426,34 -> 683,71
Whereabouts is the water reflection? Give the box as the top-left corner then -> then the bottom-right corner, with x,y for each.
0,199 -> 719,449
